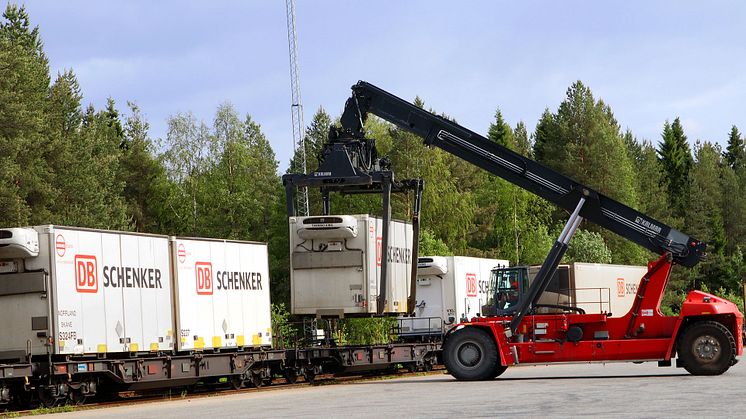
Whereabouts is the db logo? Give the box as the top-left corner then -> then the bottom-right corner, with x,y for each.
195,262 -> 213,295
376,237 -> 382,267
466,273 -> 477,297
617,278 -> 625,297
75,255 -> 98,293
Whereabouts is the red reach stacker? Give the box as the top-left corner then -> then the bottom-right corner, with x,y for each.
293,81 -> 744,379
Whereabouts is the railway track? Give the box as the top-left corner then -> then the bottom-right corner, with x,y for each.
2,367 -> 446,416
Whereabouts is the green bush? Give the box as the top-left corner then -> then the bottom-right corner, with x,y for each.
271,303 -> 296,348
336,317 -> 397,346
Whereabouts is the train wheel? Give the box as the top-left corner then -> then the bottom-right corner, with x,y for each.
406,363 -> 417,373
303,369 -> 316,385
68,389 -> 87,406
284,369 -> 298,384
230,376 -> 243,390
37,387 -> 58,408
250,372 -> 263,388
678,320 -> 736,376
443,327 -> 500,381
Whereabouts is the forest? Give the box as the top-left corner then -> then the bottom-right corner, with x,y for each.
2,4 -> 745,313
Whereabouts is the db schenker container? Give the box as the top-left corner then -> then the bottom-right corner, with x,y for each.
289,214 -> 413,316
171,237 -> 271,351
414,256 -> 509,325
535,263 -> 648,316
0,226 -> 174,359
0,226 -> 272,361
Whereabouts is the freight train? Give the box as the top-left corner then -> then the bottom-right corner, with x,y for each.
0,225 -> 440,409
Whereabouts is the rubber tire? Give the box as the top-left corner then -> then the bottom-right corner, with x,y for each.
678,320 -> 736,376
443,327 -> 501,381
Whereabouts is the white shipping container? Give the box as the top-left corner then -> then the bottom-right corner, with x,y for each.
407,256 -> 508,334
569,262 -> 648,316
527,263 -> 648,316
0,226 -> 173,357
289,214 -> 413,316
172,238 -> 271,351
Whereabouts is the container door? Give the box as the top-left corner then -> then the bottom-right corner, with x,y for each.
413,275 -> 444,333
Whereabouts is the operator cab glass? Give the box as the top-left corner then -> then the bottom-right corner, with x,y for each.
483,267 -> 529,316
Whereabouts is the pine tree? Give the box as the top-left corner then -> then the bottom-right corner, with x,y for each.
487,109 -> 515,150
724,125 -> 744,170
532,81 -> 642,263
288,106 -> 331,175
686,141 -> 725,253
513,121 -> 532,158
0,4 -> 52,225
287,107 -> 332,214
120,102 -> 168,232
657,117 -> 693,220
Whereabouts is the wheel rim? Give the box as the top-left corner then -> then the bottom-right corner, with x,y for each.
692,334 -> 721,363
457,341 -> 482,368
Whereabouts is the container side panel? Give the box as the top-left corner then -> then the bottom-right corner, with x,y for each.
174,238 -> 270,350
236,243 -> 271,347
117,235 -> 173,352
174,239 -> 214,351
210,241 -> 232,349
52,229 -> 119,354
118,234 -> 143,351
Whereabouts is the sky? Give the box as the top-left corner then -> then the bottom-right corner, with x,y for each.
21,1 -> 746,170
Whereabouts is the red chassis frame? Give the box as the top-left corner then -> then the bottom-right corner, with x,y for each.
452,254 -> 744,366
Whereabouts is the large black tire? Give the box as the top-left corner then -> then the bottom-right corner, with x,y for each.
677,320 -> 736,376
443,327 -> 504,380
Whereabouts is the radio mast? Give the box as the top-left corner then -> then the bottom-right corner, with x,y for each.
286,0 -> 309,215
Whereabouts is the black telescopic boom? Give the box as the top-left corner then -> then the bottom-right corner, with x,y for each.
337,81 -> 706,268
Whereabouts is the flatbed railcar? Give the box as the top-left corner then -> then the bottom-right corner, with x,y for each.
0,224 -> 440,409
0,337 -> 441,408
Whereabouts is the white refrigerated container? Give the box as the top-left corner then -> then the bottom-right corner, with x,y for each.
289,214 -> 414,316
403,256 -> 508,335
171,237 -> 271,351
0,226 -> 174,357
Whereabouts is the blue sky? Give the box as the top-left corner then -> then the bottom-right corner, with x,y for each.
23,1 -> 746,169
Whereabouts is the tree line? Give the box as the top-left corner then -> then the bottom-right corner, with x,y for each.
2,5 -> 744,310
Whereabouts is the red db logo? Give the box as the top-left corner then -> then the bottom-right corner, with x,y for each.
75,255 -> 98,293
195,262 -> 213,295
466,273 -> 477,297
617,278 -> 625,297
